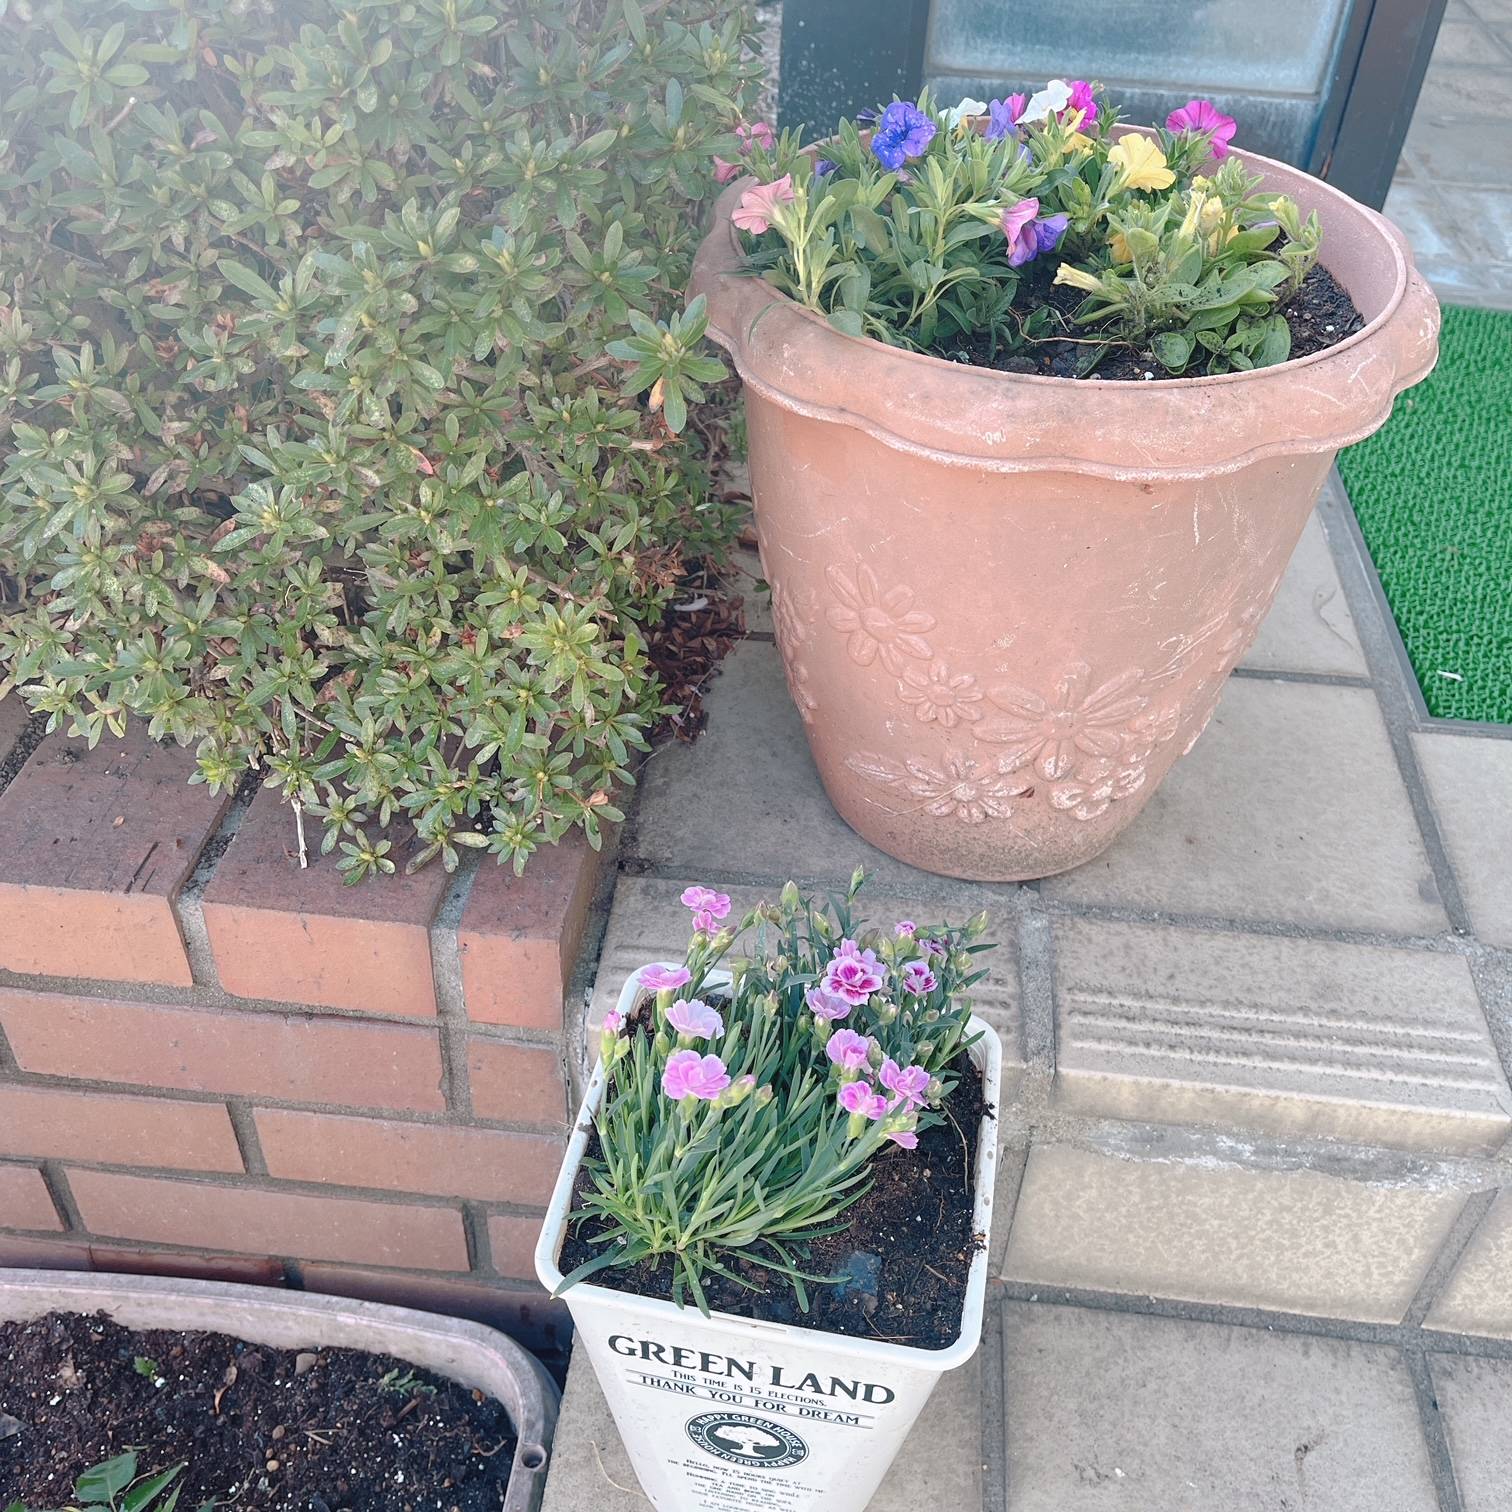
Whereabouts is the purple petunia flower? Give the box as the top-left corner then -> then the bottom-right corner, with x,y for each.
870,100 -> 936,171
680,885 -> 731,921
805,984 -> 853,1021
985,94 -> 1027,141
662,1049 -> 731,1102
838,1080 -> 889,1119
880,1058 -> 931,1109
1003,197 -> 1058,267
1166,98 -> 1238,160
1033,211 -> 1069,255
640,963 -> 692,993
922,937 -> 949,959
827,1028 -> 876,1071
814,158 -> 838,177
895,920 -> 917,938
667,997 -> 724,1040
901,959 -> 938,997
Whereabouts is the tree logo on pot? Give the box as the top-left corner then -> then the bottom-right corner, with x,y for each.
686,1411 -> 809,1468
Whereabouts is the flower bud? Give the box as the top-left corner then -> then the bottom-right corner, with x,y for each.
653,1030 -> 671,1058
711,928 -> 735,951
754,1084 -> 774,1108
867,1038 -> 884,1069
779,880 -> 801,911
848,864 -> 866,896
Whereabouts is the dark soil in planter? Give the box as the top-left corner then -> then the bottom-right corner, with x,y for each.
0,1312 -> 515,1510
946,262 -> 1364,381
560,1049 -> 988,1350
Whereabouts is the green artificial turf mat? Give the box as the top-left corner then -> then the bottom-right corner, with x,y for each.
1335,303 -> 1512,723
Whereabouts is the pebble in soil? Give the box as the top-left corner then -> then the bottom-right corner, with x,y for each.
0,1312 -> 516,1511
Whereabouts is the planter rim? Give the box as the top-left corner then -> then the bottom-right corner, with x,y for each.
535,963 -> 1003,1371
690,129 -> 1441,481
0,1267 -> 560,1512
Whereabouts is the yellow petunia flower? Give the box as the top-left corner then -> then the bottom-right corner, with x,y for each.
1108,229 -> 1132,263
1053,262 -> 1104,293
1109,136 -> 1175,193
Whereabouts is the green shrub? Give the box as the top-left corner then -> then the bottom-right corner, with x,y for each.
0,0 -> 756,880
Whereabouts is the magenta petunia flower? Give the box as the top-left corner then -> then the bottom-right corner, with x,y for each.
871,100 -> 936,171
667,997 -> 724,1040
827,1028 -> 876,1071
662,1049 -> 731,1102
1063,79 -> 1098,129
922,936 -> 949,959
901,959 -> 938,997
838,1080 -> 889,1119
805,984 -> 853,1021
1166,98 -> 1237,159
886,1128 -> 919,1149
1002,197 -> 1042,267
603,1009 -> 624,1033
680,885 -> 732,921
732,174 -> 797,234
739,121 -> 777,152
640,963 -> 692,993
880,1057 -> 931,1108
712,156 -> 740,184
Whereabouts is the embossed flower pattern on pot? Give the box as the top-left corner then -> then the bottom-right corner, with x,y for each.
825,563 -> 935,674
898,662 -> 982,727
977,663 -> 1148,779
846,750 -> 1030,824
770,578 -> 820,725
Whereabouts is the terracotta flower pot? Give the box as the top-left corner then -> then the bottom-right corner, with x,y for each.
690,141 -> 1439,881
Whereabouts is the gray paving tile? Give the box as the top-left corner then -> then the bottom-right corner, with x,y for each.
1383,182 -> 1466,264
629,638 -> 1027,899
1403,112 -> 1512,189
1428,1353 -> 1512,1510
1002,1143 -> 1467,1321
1052,917 -> 1510,1153
1417,64 -> 1512,122
1000,1303 -> 1438,1511
1426,1190 -> 1512,1336
1240,512 -> 1367,677
1429,16 -> 1512,63
543,1335 -> 983,1512
1044,679 -> 1447,936
1414,733 -> 1512,948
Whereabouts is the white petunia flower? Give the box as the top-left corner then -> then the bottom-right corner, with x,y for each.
1016,78 -> 1072,126
945,96 -> 988,127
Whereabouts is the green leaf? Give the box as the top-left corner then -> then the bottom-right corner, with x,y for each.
827,309 -> 864,338
77,1452 -> 138,1502
122,1465 -> 183,1511
1152,330 -> 1195,373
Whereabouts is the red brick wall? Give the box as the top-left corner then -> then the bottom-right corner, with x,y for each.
0,719 -> 603,1354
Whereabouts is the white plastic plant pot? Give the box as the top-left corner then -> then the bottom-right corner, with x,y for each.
536,965 -> 1002,1512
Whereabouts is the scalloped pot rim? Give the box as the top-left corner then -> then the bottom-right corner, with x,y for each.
692,128 -> 1441,481
712,128 -> 1405,390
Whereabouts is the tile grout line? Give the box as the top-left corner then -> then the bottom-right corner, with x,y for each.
1407,1348 -> 1467,1512
429,850 -> 483,1121
1404,1188 -> 1500,1328
979,1290 -> 1009,1512
38,1161 -> 84,1233
225,1096 -> 270,1178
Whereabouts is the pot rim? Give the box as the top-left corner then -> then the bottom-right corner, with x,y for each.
690,128 -> 1442,480
534,964 -> 1003,1372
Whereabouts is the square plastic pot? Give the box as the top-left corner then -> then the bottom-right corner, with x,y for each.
535,965 -> 1003,1512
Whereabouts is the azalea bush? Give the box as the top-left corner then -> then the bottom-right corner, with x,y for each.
561,873 -> 993,1312
726,81 -> 1324,376
0,0 -> 757,881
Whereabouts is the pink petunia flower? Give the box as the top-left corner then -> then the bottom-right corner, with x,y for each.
603,1009 -> 624,1033
886,1128 -> 919,1149
667,997 -> 724,1040
739,121 -> 777,152
901,959 -> 938,997
640,963 -> 692,993
838,1080 -> 889,1120
826,1028 -> 876,1071
1166,98 -> 1238,159
732,174 -> 796,234
895,920 -> 918,938
662,1049 -> 731,1102
805,985 -> 853,1021
880,1058 -> 931,1108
